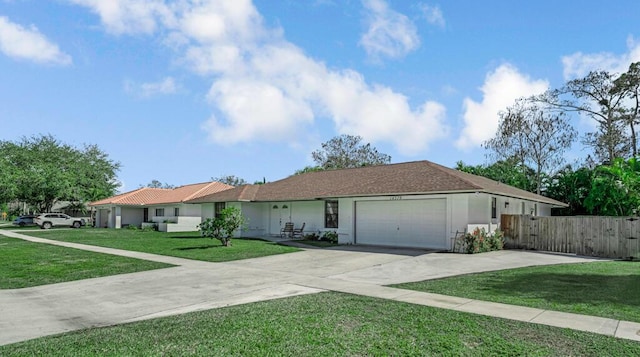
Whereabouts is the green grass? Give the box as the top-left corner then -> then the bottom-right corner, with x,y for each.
24,228 -> 301,262
393,261 -> 640,323
1,292 -> 638,356
0,236 -> 173,289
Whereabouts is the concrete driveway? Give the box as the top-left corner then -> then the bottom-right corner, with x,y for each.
0,231 -> 609,346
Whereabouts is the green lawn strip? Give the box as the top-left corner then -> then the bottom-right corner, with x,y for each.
0,236 -> 173,289
1,292 -> 638,356
392,261 -> 640,323
25,229 -> 300,262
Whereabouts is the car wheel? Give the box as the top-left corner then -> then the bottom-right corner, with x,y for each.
72,221 -> 81,229
18,222 -> 25,227
42,222 -> 52,229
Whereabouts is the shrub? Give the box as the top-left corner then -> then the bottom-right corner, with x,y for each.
303,232 -> 320,241
464,228 -> 504,254
321,231 -> 338,244
197,207 -> 247,247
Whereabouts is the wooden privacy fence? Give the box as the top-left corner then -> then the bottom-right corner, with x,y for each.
501,214 -> 640,259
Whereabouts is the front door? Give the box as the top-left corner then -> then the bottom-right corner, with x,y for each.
270,203 -> 291,235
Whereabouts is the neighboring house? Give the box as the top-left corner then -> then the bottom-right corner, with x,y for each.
186,160 -> 567,250
90,182 -> 233,232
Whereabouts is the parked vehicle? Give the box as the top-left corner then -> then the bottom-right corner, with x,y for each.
12,215 -> 37,227
34,213 -> 86,229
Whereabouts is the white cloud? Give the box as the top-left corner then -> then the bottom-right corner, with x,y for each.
456,64 -> 548,150
418,4 -> 445,28
562,36 -> 640,79
0,16 -> 71,65
66,0 -> 174,35
70,0 -> 448,155
125,77 -> 178,98
359,0 -> 420,61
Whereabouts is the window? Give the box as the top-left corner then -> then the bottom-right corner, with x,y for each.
215,202 -> 226,219
155,208 -> 164,217
491,197 -> 497,219
174,207 -> 180,217
325,200 -> 338,228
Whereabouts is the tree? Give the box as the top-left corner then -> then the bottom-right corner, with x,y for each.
293,166 -> 324,175
211,175 -> 247,187
311,134 -> 391,170
197,206 -> 247,247
455,158 -> 537,192
533,65 -> 640,163
545,165 -> 594,216
584,157 -> 640,216
613,62 -> 640,157
144,180 -> 174,189
484,98 -> 577,194
0,135 -> 120,212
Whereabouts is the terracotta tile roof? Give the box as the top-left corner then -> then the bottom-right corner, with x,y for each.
90,181 -> 234,206
186,160 -> 567,207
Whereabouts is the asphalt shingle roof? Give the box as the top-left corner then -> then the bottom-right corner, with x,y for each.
90,182 -> 234,206
186,160 -> 567,207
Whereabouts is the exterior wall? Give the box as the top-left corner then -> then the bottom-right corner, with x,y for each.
197,192 -> 561,247
449,194 -> 469,236
121,207 -> 144,227
201,203 -> 215,220
181,203 -> 201,217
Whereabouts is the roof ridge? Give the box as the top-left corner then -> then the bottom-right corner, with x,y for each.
182,182 -> 215,201
424,161 -> 485,190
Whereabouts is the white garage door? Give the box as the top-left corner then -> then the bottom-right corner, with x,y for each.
355,199 -> 447,249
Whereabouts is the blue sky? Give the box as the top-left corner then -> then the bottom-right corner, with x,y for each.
1,0 -> 639,192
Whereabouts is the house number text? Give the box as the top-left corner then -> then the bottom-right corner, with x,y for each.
390,196 -> 402,200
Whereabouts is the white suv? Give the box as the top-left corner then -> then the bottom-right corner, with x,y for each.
34,213 -> 85,229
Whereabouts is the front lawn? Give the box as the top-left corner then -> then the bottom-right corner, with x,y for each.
1,292 -> 638,355
0,236 -> 173,289
393,261 -> 640,323
25,229 -> 301,262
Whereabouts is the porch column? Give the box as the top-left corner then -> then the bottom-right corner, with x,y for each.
115,206 -> 122,229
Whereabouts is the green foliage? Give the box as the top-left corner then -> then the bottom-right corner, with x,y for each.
211,175 -> 247,187
584,157 -> 640,216
311,134 -> 391,170
198,206 -> 247,247
455,158 -> 538,192
321,231 -> 338,243
463,228 -> 504,254
293,166 -> 324,175
144,180 -> 174,189
545,165 -> 593,215
0,134 -> 120,212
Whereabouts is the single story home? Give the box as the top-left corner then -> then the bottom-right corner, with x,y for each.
186,160 -> 567,250
90,181 -> 233,232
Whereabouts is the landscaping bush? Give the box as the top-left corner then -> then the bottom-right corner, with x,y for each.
303,232 -> 320,240
197,207 -> 247,247
464,228 -> 504,254
321,231 -> 338,244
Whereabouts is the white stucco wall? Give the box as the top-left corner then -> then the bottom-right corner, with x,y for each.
121,207 -> 144,227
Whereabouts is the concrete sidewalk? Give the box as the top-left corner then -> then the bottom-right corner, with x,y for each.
1,230 -> 639,346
